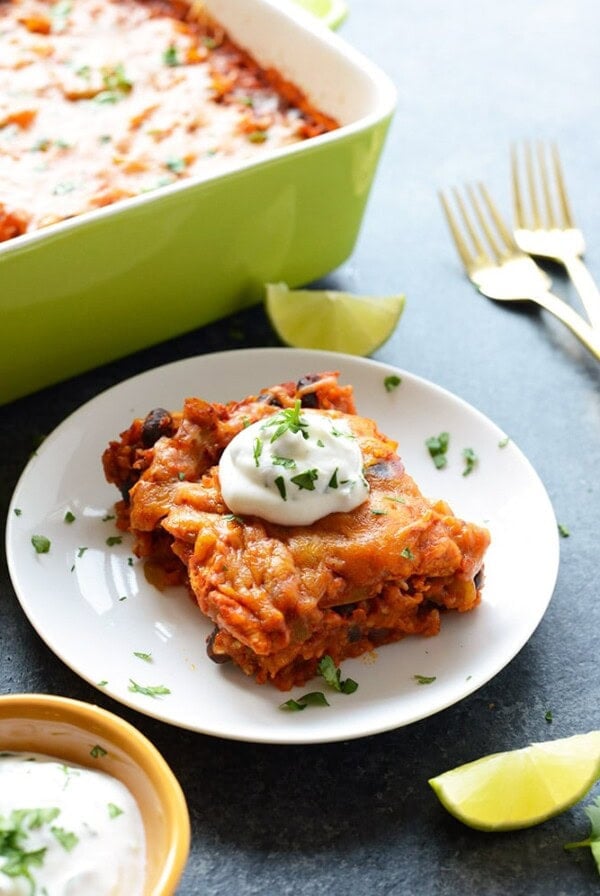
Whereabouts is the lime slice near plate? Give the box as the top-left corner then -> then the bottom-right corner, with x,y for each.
289,0 -> 348,28
265,282 -> 405,356
429,731 -> 600,831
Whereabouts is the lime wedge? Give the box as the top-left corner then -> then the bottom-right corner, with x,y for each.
429,731 -> 600,831
289,0 -> 348,28
265,282 -> 405,356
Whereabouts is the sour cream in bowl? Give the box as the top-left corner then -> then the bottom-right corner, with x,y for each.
0,694 -> 190,896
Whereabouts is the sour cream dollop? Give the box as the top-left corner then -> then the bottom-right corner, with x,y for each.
219,405 -> 369,525
0,752 -> 145,896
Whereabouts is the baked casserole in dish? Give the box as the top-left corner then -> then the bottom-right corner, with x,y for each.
0,0 -> 396,404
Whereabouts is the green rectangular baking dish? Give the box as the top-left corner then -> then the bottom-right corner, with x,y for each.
0,0 -> 396,405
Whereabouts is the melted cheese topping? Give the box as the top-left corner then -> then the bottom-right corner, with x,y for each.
0,0 -> 338,240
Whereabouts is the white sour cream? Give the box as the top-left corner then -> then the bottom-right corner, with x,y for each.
219,406 -> 369,525
0,752 -> 146,896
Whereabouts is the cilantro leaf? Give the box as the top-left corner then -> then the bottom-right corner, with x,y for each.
425,432 -> 449,469
462,447 -> 478,476
279,692 -> 330,711
565,796 -> 600,874
263,400 -> 309,443
317,655 -> 358,694
384,374 -> 402,392
31,535 -> 51,554
128,680 -> 171,698
51,826 -> 78,851
290,469 -> 319,491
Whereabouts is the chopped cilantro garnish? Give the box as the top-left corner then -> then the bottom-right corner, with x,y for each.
0,807 -> 59,886
462,447 -> 478,476
565,796 -> 600,874
128,680 -> 171,698
101,63 -> 132,94
290,469 -> 319,491
498,436 -> 510,448
317,655 -> 358,694
401,547 -> 414,559
253,437 -> 263,467
279,692 -> 330,711
328,468 -> 339,489
272,456 -> 296,469
163,44 -> 180,66
544,709 -> 553,723
97,680 -> 108,687
51,826 -> 78,852
384,374 -> 402,392
425,432 -> 450,469
106,536 -> 122,546
31,535 -> 51,554
90,744 -> 107,758
558,523 -> 570,538
64,510 -> 76,523
133,651 -> 152,663
414,674 -> 436,685
77,546 -> 88,558
263,401 -> 308,443
13,508 -> 22,516
102,513 -> 115,522
108,803 -> 124,819
274,476 -> 287,501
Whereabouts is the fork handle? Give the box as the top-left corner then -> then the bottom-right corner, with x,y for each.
535,291 -> 600,360
562,255 -> 600,332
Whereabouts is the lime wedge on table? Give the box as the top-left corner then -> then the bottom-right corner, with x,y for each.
265,282 -> 405,356
289,0 -> 348,28
429,731 -> 600,831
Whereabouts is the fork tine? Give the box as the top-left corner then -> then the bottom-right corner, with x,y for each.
465,183 -> 507,262
536,141 -> 556,228
453,187 -> 496,263
511,144 -> 527,229
524,141 -> 542,228
438,190 -> 475,270
550,143 -> 575,228
476,182 -> 515,254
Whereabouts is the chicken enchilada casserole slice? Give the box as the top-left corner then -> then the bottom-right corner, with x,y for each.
102,373 -> 490,691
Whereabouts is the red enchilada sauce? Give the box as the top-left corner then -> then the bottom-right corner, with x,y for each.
0,0 -> 339,241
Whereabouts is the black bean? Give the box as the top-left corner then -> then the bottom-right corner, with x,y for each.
141,408 -> 173,447
206,627 -> 231,664
296,374 -> 323,408
367,458 -> 405,479
257,393 -> 283,407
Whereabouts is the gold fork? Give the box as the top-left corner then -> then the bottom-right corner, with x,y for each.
439,183 -> 600,360
511,142 -> 600,331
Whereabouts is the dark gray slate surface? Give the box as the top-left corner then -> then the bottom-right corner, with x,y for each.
2,0 -> 600,893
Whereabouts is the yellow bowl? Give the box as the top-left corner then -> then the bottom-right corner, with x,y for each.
0,693 -> 190,896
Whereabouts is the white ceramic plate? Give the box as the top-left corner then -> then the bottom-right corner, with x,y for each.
6,349 -> 559,744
